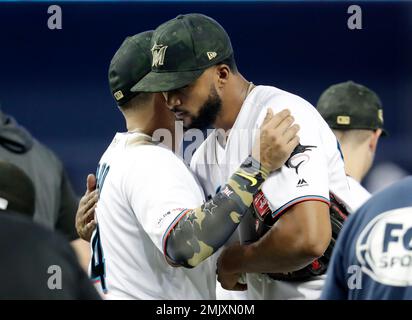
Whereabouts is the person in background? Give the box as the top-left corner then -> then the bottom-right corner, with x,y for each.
0,160 -> 100,299
0,107 -> 90,268
321,176 -> 412,300
316,81 -> 387,212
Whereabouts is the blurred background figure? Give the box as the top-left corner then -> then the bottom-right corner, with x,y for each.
0,108 -> 90,268
0,160 -> 100,299
317,81 -> 386,212
321,176 -> 412,300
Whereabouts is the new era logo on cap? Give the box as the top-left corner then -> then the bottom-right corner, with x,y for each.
114,90 -> 124,101
207,51 -> 217,60
378,109 -> 384,123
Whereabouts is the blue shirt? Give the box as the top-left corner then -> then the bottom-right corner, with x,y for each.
321,176 -> 412,300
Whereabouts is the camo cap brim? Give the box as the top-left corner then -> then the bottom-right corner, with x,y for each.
131,69 -> 204,93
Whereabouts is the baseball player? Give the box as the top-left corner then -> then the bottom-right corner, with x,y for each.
86,31 -> 299,299
317,81 -> 387,212
132,13 -> 356,299
321,176 -> 412,299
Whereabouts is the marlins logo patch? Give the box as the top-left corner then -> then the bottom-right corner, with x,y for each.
151,43 -> 168,67
286,144 -> 317,174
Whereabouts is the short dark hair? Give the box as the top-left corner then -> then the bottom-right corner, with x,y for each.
217,54 -> 238,74
332,129 -> 375,146
118,92 -> 153,112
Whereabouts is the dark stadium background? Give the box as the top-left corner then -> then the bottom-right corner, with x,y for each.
0,1 -> 411,194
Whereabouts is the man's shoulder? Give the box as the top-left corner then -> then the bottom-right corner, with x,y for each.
131,143 -> 183,166
248,85 -> 317,125
104,133 -> 181,167
251,85 -> 314,109
124,143 -> 197,186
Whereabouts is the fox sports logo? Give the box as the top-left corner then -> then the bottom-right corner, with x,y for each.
356,207 -> 412,286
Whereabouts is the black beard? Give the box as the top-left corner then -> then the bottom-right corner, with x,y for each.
185,86 -> 222,130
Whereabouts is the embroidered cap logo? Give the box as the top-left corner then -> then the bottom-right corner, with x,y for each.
207,51 -> 217,60
151,43 -> 168,67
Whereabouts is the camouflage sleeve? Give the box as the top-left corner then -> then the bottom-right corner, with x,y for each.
164,156 -> 269,268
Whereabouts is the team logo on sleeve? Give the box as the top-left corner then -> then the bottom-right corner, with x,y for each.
286,144 -> 317,174
356,207 -> 412,286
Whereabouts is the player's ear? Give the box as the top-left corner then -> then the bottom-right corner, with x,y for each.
215,64 -> 230,88
369,129 -> 382,153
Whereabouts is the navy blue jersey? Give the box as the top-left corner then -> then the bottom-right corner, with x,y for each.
321,176 -> 412,300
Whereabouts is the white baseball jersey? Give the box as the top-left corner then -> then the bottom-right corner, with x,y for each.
90,132 -> 216,300
190,85 -> 356,300
346,176 -> 371,213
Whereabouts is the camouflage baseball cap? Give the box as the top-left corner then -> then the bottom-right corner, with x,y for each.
131,13 -> 233,93
108,30 -> 153,106
317,81 -> 388,135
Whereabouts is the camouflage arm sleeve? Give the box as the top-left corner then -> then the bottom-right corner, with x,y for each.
164,156 -> 269,268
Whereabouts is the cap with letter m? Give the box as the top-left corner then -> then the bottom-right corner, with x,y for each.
108,30 -> 153,106
317,80 -> 388,135
132,13 -> 233,93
